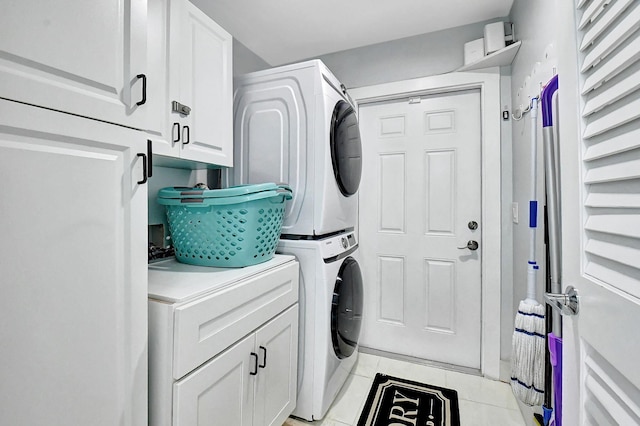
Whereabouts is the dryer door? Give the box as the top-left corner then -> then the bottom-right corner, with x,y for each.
330,100 -> 362,197
331,256 -> 363,359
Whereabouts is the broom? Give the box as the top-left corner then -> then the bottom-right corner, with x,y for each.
511,97 -> 545,406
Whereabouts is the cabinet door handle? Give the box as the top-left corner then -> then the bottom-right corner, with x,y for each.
136,74 -> 147,106
172,122 -> 181,144
182,125 -> 190,145
259,346 -> 267,368
250,352 -> 258,376
137,153 -> 147,185
147,139 -> 153,178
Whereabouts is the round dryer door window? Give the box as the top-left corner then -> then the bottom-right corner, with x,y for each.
330,100 -> 362,197
331,256 -> 363,359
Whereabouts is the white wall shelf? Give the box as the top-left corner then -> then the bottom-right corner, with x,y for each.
457,41 -> 521,72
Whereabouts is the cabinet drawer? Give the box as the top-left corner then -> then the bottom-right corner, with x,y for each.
172,261 -> 299,379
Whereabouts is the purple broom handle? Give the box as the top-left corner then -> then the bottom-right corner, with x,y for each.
541,74 -> 559,128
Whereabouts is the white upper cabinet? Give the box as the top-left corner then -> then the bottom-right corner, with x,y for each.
173,0 -> 233,167
148,0 -> 233,167
145,0 -> 173,140
0,0 -> 148,130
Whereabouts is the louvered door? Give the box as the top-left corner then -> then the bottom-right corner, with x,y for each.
557,0 -> 640,424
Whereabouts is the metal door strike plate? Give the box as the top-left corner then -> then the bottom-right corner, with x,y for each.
172,101 -> 191,116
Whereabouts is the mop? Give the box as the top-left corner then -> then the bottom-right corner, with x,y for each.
511,97 -> 545,406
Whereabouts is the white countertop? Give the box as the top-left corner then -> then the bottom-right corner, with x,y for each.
148,254 -> 296,303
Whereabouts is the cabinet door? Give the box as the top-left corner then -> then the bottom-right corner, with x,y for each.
0,0 -> 147,130
0,100 -> 148,426
173,0 -> 233,167
146,0 -> 176,153
173,334 -> 255,426
172,260 -> 299,380
254,305 -> 299,426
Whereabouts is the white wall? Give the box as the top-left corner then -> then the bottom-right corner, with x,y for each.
500,67 -> 514,371
509,0 -> 557,328
509,0 -> 558,423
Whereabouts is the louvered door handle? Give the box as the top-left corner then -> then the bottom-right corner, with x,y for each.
544,286 -> 579,316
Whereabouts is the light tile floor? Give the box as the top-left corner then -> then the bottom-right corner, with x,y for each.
283,353 -> 526,426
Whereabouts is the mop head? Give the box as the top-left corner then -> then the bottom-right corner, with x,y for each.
511,300 -> 545,406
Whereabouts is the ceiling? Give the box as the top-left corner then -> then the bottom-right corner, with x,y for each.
191,0 -> 514,66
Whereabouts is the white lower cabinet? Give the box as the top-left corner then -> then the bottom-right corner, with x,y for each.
253,306 -> 299,426
175,333 -> 255,426
174,306 -> 298,426
148,257 -> 299,426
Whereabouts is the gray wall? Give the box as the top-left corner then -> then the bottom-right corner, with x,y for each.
315,18 -> 506,89
233,38 -> 270,76
147,167 -> 206,244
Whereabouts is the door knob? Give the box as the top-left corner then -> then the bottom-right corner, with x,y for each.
458,240 -> 479,251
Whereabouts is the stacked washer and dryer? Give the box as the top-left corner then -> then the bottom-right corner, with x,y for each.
233,60 -> 364,421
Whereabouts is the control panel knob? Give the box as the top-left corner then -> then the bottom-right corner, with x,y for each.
341,237 -> 348,249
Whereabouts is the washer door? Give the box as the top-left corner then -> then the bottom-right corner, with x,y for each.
330,100 -> 362,197
331,256 -> 363,359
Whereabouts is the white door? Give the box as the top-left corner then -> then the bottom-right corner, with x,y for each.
557,1 -> 640,424
0,0 -> 147,130
0,100 -> 148,426
171,0 -> 233,166
173,334 -> 255,426
358,90 -> 482,369
254,305 -> 299,426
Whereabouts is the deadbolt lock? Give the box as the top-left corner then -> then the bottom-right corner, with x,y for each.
468,221 -> 478,230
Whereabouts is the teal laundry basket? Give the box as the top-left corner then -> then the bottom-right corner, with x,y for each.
157,183 -> 292,267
